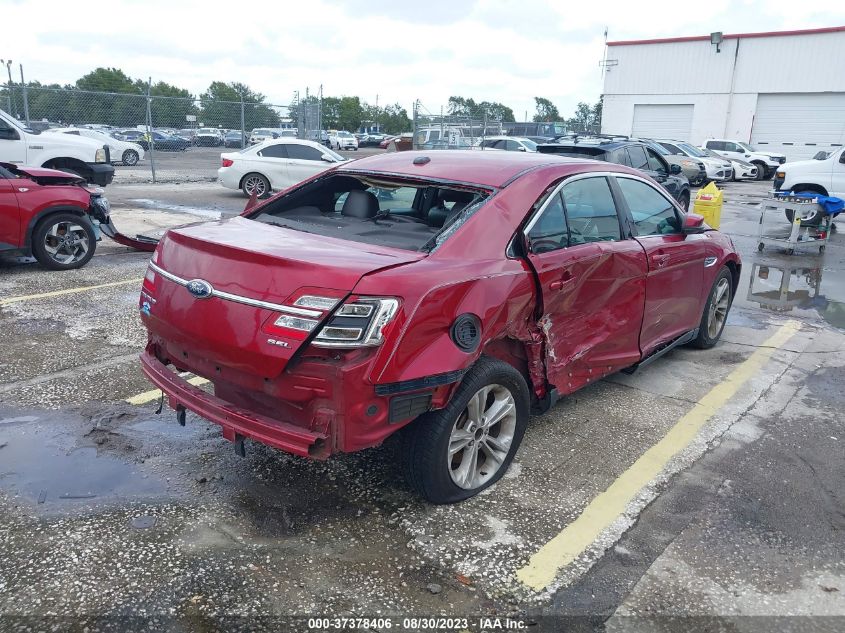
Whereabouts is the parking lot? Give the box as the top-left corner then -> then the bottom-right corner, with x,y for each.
1,173 -> 844,631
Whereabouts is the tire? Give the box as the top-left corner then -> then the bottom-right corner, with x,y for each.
752,163 -> 766,181
122,149 -> 139,166
690,267 -> 732,349
401,356 -> 530,504
241,173 -> 271,198
678,191 -> 690,212
31,213 -> 96,271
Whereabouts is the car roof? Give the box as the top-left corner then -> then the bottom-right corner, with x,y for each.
335,150 -> 603,188
258,138 -> 324,149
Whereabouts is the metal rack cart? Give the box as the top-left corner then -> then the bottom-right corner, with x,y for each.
757,193 -> 833,255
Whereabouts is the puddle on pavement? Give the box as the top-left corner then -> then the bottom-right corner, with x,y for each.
0,418 -> 167,509
738,256 -> 845,329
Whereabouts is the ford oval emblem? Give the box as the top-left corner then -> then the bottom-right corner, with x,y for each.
186,279 -> 213,299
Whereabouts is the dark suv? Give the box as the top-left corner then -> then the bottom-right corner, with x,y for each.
538,136 -> 691,211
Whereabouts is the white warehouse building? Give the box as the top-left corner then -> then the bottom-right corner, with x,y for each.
600,26 -> 845,161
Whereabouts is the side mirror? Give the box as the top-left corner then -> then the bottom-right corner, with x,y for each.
839,152 -> 845,164
321,154 -> 336,163
670,164 -> 682,175
517,146 -> 527,152
682,213 -> 706,234
0,127 -> 20,141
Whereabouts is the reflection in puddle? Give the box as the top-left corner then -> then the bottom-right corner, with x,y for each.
747,260 -> 845,329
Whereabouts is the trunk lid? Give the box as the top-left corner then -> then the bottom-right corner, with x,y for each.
144,216 -> 422,377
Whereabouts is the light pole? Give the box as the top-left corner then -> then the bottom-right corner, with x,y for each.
0,59 -> 15,117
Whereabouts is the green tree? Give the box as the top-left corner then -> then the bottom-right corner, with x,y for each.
200,81 -> 278,129
148,81 -> 197,128
380,103 -> 411,133
533,97 -> 560,122
76,68 -> 139,94
73,68 -> 145,126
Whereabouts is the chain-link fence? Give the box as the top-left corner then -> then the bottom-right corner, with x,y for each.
0,83 -> 319,183
411,101 -> 505,150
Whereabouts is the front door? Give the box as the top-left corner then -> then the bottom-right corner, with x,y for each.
0,117 -> 27,164
254,143 -> 290,190
0,171 -> 22,248
525,175 -> 648,395
284,143 -> 332,188
613,174 -> 706,356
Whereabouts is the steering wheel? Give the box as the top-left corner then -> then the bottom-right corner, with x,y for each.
530,238 -> 562,254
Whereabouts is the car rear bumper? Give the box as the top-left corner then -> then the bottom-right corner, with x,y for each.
140,347 -> 330,458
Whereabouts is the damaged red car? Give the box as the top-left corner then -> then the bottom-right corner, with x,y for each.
139,151 -> 740,503
0,162 -> 111,269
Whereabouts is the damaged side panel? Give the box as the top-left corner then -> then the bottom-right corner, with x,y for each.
528,240 -> 648,395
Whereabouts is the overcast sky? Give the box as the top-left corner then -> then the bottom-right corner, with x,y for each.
4,0 -> 844,120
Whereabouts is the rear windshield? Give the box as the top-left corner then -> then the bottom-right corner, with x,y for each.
248,173 -> 490,252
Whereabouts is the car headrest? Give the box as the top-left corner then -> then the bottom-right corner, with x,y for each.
439,189 -> 475,204
341,190 -> 380,218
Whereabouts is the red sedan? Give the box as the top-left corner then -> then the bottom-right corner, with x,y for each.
139,151 -> 740,503
0,162 -> 111,269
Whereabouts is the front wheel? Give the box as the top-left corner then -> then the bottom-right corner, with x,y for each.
401,357 -> 530,503
31,213 -> 96,270
753,163 -> 766,181
122,149 -> 139,166
690,267 -> 733,349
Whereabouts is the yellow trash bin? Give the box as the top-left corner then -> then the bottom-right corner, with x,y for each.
693,182 -> 724,229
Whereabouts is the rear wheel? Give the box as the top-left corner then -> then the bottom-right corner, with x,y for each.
241,173 -> 270,198
690,267 -> 732,349
31,213 -> 96,270
401,357 -> 529,504
678,191 -> 690,212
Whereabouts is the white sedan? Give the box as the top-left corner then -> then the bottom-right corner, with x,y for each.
45,127 -> 145,166
218,138 -> 347,197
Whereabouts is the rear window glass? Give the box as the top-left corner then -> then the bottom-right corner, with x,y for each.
249,174 -> 489,252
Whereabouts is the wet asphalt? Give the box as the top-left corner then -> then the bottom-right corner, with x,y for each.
0,177 -> 843,631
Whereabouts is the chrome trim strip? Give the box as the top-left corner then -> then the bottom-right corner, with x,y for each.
147,262 -> 321,317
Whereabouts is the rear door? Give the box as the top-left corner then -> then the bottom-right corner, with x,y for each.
613,174 -> 705,356
0,168 -> 21,247
254,143 -> 291,189
525,174 -> 648,394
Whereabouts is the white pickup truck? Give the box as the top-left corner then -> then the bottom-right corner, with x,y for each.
0,108 -> 115,186
773,147 -> 845,224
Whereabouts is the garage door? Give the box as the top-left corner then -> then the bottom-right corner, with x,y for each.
631,104 -> 693,141
751,93 -> 845,161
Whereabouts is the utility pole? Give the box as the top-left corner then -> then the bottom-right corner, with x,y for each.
375,93 -> 379,133
1,59 -> 15,117
146,77 -> 156,183
19,63 -> 29,126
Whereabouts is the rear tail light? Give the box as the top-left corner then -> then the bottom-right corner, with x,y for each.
221,158 -> 234,167
313,298 -> 399,347
265,295 -> 399,348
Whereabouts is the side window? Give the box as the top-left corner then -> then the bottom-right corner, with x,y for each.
626,146 -> 649,170
660,142 -> 682,155
707,140 -> 724,151
645,148 -> 665,172
286,144 -> 324,161
259,144 -> 288,158
429,130 -> 441,142
561,177 -> 620,244
527,193 -> 569,254
617,177 -> 681,236
613,149 -> 632,166
505,139 -> 520,151
723,142 -> 739,152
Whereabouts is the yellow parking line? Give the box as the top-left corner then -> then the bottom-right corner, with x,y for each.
0,278 -> 144,307
125,376 -> 210,406
516,320 -> 802,591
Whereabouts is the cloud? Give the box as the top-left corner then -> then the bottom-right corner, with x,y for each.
4,0 -> 845,122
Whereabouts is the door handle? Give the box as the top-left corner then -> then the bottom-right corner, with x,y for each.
651,253 -> 671,268
550,270 -> 574,290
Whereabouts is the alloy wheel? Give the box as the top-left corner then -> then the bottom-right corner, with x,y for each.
42,220 -> 90,265
707,277 -> 730,339
448,384 -> 517,490
244,175 -> 267,197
